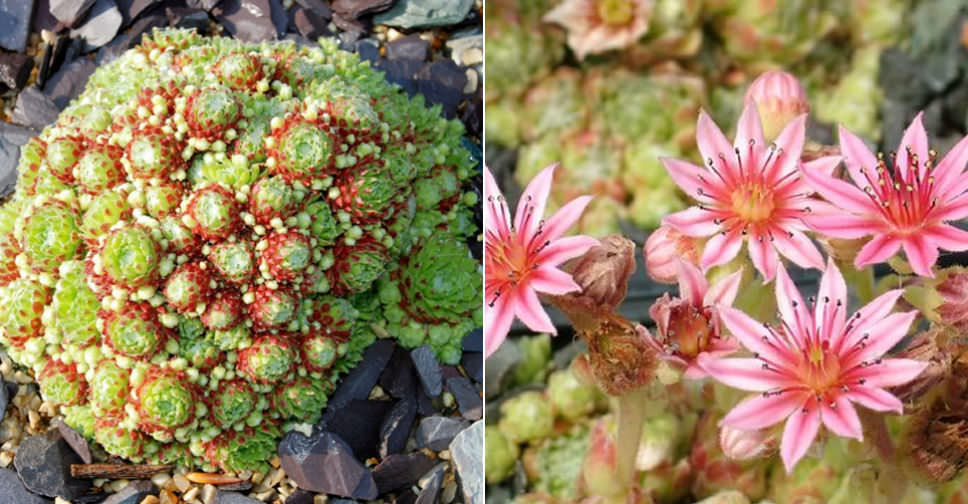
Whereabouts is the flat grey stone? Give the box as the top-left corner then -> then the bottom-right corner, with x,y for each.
449,421 -> 482,504
415,415 -> 468,451
70,0 -> 123,52
374,0 -> 472,29
0,0 -> 35,52
101,480 -> 154,504
0,468 -> 51,504
12,87 -> 59,129
50,0 -> 96,24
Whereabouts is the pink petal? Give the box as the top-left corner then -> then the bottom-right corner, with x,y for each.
705,268 -> 743,307
772,229 -> 825,271
895,112 -> 929,180
515,164 -> 555,236
734,104 -> 766,164
804,203 -> 883,239
836,289 -> 904,352
820,394 -> 863,441
720,306 -> 796,368
484,165 -> 511,236
536,235 -> 599,267
801,166 -> 877,214
802,155 -> 842,178
845,386 -> 904,414
842,358 -> 928,388
528,266 -> 581,296
515,287 -> 557,335
485,295 -> 514,358
932,134 -> 968,200
780,398 -> 821,473
838,125 -> 879,188
663,206 -> 720,237
814,258 -> 847,335
748,235 -> 779,282
698,355 -> 796,392
854,234 -> 902,269
842,311 -> 917,368
775,264 -> 811,343
766,114 -> 807,180
541,195 -> 594,242
701,231 -> 743,271
682,362 -> 709,380
662,157 -> 722,201
925,224 -> 968,252
902,234 -> 939,277
677,260 -> 708,307
721,390 -> 807,431
696,110 -> 738,183
933,192 -> 968,222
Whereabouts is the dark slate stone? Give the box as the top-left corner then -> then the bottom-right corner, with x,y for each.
0,52 -> 34,91
50,0 -> 96,25
71,0 -> 123,52
378,397 -> 415,458
96,13 -> 166,64
0,137 -> 16,200
460,95 -> 481,139
323,399 -> 392,460
331,0 -> 392,18
413,464 -> 444,504
32,0 -> 58,33
0,375 -> 10,421
386,34 -> 428,62
278,431 -> 378,500
0,0 -> 35,52
415,385 -> 435,416
449,421 -> 482,504
379,346 -> 416,399
215,480 -> 253,492
323,339 -> 394,413
215,0 -> 280,43
167,6 -> 210,32
283,489 -> 315,504
355,38 -> 379,62
462,329 -> 482,353
43,57 -> 96,109
14,430 -> 92,499
461,351 -> 482,384
115,0 -> 161,26
446,376 -> 481,420
371,452 -> 436,494
54,420 -> 91,464
414,415 -> 467,451
378,58 -> 420,95
269,0 -> 287,35
410,345 -> 441,397
294,0 -> 330,17
440,365 -> 461,381
331,12 -> 366,43
484,339 -> 520,399
218,492 -> 263,503
374,0 -> 472,29
415,60 -> 466,118
394,490 -> 417,504
330,500 -> 361,504
101,480 -> 154,504
291,6 -> 328,39
0,468 -> 51,504
187,0 -> 222,9
12,87 -> 60,129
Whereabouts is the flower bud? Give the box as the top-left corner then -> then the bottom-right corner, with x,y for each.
644,225 -> 699,284
690,411 -> 767,500
694,491 -> 751,504
889,329 -> 950,403
904,360 -> 968,483
581,417 -> 623,498
744,70 -> 809,140
549,235 -> 636,331
719,425 -> 777,461
637,413 -> 682,470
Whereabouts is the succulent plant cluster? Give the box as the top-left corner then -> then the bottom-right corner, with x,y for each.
0,28 -> 481,472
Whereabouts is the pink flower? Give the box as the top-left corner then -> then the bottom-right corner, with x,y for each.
484,164 -> 597,358
700,260 -> 928,472
544,0 -> 652,60
719,425 -> 777,461
645,260 -> 743,378
803,113 -> 968,277
662,105 -> 835,281
744,70 -> 809,141
643,224 -> 700,284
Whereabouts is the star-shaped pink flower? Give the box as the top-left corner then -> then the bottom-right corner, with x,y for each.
662,105 -> 836,281
484,164 -> 597,358
700,260 -> 927,472
803,113 -> 968,277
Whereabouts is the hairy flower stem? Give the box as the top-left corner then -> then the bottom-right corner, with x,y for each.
615,386 -> 650,492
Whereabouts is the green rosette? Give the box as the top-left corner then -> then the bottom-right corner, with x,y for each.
20,199 -> 83,274
100,226 -> 160,288
275,378 -> 329,422
209,379 -> 256,428
90,360 -> 130,416
52,261 -> 100,346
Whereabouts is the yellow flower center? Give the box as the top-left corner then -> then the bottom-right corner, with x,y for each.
797,341 -> 842,393
597,0 -> 634,26
730,183 -> 776,223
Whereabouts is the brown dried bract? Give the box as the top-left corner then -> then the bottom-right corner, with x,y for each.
548,235 -> 636,332
906,360 -> 968,482
583,315 -> 657,396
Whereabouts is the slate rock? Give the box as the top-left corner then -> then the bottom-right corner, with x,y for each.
374,0 -> 472,29
379,346 -> 416,399
215,0 -> 280,43
269,0 -> 288,36
218,492 -> 262,504
291,7 -> 329,39
371,452 -> 436,493
187,0 -> 222,9
294,0 -> 331,17
462,351 -> 482,384
446,376 -> 481,420
12,87 -> 60,129
331,0 -> 393,18
413,464 -> 444,504
415,385 -> 435,416
50,0 -> 96,25
71,0 -> 124,52
409,345 -> 441,397
97,13 -> 166,64
386,34 -> 428,62
321,399 -> 392,460
54,420 -> 91,464
278,430 -> 377,500
167,7 -> 210,32
355,38 -> 379,62
0,0 -> 35,52
332,13 -> 366,44
323,339 -> 394,413
415,60 -> 466,118
484,339 -> 521,399
462,328 -> 482,353
0,375 -> 10,421
378,397 -> 415,458
14,430 -> 92,499
32,0 -> 59,33
449,421 -> 483,504
283,489 -> 315,504
415,415 -> 468,451
0,52 -> 34,90
115,0 -> 161,25
43,57 -> 96,109
101,480 -> 154,504
0,468 -> 51,504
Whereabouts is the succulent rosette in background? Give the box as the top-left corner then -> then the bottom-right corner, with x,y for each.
0,29 -> 480,472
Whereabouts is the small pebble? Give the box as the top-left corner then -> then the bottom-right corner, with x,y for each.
463,68 -> 477,94
141,496 -> 160,504
441,479 -> 457,503
173,473 -> 190,492
201,484 -> 217,504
